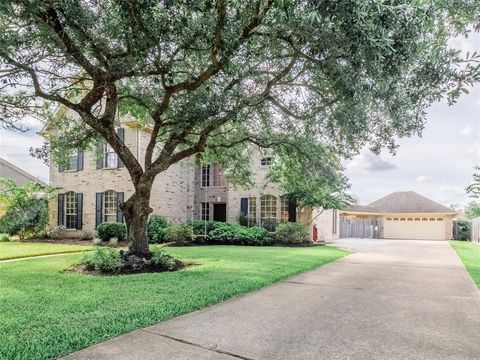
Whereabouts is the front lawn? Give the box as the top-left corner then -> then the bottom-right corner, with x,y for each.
0,241 -> 93,261
0,245 -> 348,360
450,241 -> 480,288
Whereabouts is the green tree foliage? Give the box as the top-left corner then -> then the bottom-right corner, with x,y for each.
464,201 -> 480,219
0,179 -> 54,237
0,1 -> 478,254
466,166 -> 480,198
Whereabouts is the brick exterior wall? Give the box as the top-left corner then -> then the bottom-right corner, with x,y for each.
48,116 -> 337,241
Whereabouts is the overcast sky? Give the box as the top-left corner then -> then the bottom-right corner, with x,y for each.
344,33 -> 480,209
0,33 -> 479,210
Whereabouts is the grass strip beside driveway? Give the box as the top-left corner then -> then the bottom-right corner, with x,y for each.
450,240 -> 480,288
0,242 -> 93,261
0,245 -> 348,360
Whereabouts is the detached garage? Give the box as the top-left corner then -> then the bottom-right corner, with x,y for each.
340,191 -> 456,240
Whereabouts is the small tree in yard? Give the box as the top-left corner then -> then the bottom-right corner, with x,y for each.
0,179 -> 54,237
0,1 -> 478,257
464,201 -> 480,219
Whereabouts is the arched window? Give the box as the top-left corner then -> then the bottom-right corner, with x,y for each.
437,218 -> 443,221
261,195 -> 277,222
64,191 -> 77,229
103,190 -> 118,222
429,218 -> 436,221
280,196 -> 289,223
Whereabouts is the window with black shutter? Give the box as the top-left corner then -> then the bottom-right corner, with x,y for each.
57,194 -> 65,226
116,192 -> 124,223
95,192 -> 103,227
76,193 -> 83,229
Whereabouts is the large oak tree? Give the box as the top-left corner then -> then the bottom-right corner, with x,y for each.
0,0 -> 478,256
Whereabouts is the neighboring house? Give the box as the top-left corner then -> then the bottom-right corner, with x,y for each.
340,191 -> 456,240
0,157 -> 46,186
44,113 -> 339,241
0,157 -> 47,215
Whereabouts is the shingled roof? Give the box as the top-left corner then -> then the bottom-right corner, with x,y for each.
343,191 -> 455,214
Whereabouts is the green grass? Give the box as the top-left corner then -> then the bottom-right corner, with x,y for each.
0,242 -> 93,261
0,245 -> 348,360
450,241 -> 480,288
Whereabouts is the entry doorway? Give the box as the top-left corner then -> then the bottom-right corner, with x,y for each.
213,203 -> 227,222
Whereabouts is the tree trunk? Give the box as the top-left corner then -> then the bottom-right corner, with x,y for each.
122,181 -> 153,257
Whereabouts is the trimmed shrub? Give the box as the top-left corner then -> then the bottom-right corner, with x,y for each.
96,222 -> 126,242
244,226 -> 272,246
238,213 -> 257,227
274,222 -> 309,245
164,224 -> 193,244
147,215 -> 168,243
81,247 -> 124,273
186,220 -> 216,244
260,218 -> 278,232
208,223 -> 272,246
187,220 -> 217,235
0,233 -> 10,242
147,247 -> 177,270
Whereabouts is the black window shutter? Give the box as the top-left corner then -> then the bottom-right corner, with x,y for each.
77,148 -> 84,171
288,198 -> 297,222
76,193 -> 83,229
57,194 -> 65,226
117,128 -> 125,168
96,141 -> 104,169
95,192 -> 103,228
116,192 -> 124,223
240,198 -> 248,216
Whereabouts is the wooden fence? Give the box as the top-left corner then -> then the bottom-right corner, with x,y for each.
340,218 -> 380,239
470,217 -> 480,243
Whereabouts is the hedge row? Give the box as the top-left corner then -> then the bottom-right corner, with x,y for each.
95,216 -> 310,246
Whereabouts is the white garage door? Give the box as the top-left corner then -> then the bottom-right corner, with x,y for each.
383,217 -> 445,240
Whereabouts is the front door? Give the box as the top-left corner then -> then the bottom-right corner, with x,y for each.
213,203 -> 227,222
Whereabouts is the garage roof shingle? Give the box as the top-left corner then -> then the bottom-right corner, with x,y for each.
344,191 -> 455,214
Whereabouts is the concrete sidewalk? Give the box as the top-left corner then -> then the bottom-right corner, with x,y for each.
64,239 -> 480,360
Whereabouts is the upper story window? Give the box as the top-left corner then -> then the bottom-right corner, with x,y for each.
59,148 -> 83,173
96,128 -> 125,169
65,150 -> 78,171
103,190 -> 118,222
65,191 -> 77,229
261,157 -> 273,166
201,164 -> 226,187
104,144 -> 118,168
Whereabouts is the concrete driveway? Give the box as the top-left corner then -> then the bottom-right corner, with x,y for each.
64,239 -> 480,360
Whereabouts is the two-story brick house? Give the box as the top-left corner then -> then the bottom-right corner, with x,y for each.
44,111 -> 339,242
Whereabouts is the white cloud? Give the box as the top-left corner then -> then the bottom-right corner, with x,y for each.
416,175 -> 432,182
460,125 -> 472,136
